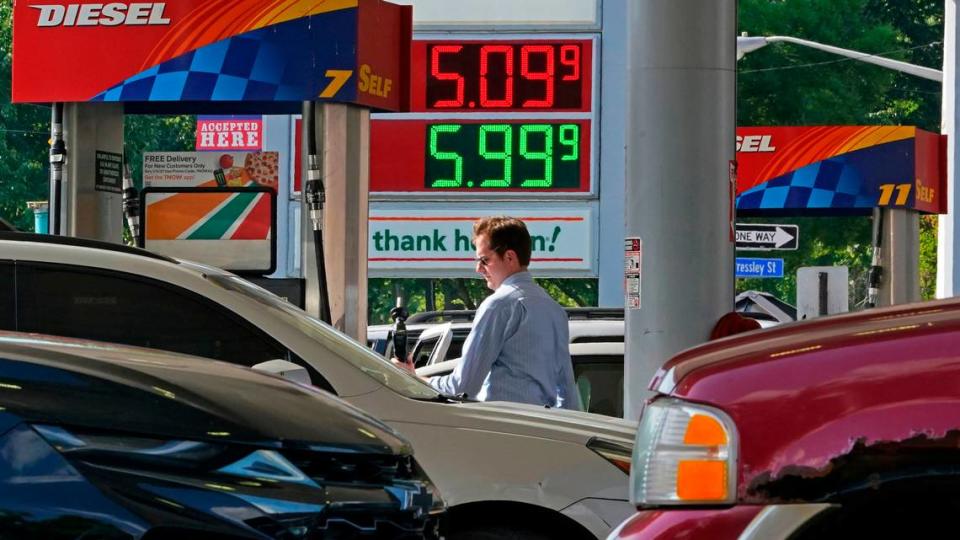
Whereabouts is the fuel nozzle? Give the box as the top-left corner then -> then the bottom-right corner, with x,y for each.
122,163 -> 140,243
49,120 -> 65,180
865,208 -> 884,309
304,155 -> 324,231
390,297 -> 409,363
866,263 -> 883,308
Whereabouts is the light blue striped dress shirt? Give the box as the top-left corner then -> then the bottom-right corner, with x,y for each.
428,272 -> 581,410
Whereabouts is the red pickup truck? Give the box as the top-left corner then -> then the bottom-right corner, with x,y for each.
611,298 -> 960,539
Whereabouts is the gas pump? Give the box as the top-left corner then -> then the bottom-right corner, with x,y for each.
303,102 -> 332,325
48,103 -> 66,235
390,297 -> 409,362
121,157 -> 140,246
866,207 -> 884,308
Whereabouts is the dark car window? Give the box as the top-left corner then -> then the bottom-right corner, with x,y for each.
445,330 -> 471,361
0,262 -> 13,331
16,262 -> 288,367
412,337 -> 438,368
573,355 -> 624,418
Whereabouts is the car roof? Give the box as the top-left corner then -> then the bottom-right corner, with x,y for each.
415,341 -> 624,378
414,318 -> 623,342
0,231 -> 177,263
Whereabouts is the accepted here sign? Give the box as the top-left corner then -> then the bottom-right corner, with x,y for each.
368,203 -> 596,277
196,116 -> 262,151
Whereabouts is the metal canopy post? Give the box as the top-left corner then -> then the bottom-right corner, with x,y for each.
881,208 -> 921,305
623,0 -> 736,417
302,102 -> 370,341
54,103 -> 125,242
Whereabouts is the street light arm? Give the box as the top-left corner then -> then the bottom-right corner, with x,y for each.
746,35 -> 942,82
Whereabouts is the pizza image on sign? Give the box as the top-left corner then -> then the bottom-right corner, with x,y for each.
244,153 -> 279,189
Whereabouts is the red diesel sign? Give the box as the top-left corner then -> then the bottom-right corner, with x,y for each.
196,116 -> 262,151
13,0 -> 412,111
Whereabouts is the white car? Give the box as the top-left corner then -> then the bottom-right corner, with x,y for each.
410,318 -> 624,367
0,232 -> 637,540
416,322 -> 626,418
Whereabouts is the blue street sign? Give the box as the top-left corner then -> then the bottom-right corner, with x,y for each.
736,258 -> 784,278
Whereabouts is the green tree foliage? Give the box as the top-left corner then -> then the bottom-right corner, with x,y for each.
739,0 -> 902,126
368,277 -> 598,325
0,2 -> 51,231
738,0 -> 942,304
124,115 -> 197,189
866,0 -> 943,130
919,214 -> 938,297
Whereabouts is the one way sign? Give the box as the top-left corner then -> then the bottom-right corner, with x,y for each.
735,223 -> 799,251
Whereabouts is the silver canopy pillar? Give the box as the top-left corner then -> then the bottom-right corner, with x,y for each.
623,0 -> 736,418
51,103 -> 125,243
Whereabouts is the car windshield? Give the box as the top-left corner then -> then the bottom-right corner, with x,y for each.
203,273 -> 440,400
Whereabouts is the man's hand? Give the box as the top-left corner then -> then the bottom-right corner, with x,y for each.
390,356 -> 416,375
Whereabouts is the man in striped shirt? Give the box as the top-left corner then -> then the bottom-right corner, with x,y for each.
394,217 -> 580,410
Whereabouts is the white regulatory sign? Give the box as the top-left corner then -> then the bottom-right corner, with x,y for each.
369,202 -> 596,278
735,223 -> 799,251
624,237 -> 641,310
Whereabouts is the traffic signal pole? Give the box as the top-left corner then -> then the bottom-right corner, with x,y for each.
623,0 -> 736,418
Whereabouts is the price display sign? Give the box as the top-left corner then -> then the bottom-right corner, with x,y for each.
426,121 -> 586,189
372,120 -> 591,192
371,36 -> 597,195
422,41 -> 589,112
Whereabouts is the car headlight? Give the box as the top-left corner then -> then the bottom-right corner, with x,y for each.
631,398 -> 738,506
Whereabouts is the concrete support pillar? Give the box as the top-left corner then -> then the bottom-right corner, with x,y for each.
302,103 -> 369,341
623,0 -> 736,418
880,208 -> 921,306
54,103 -> 124,242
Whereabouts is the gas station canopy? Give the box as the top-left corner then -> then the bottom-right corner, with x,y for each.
12,0 -> 411,113
736,126 -> 946,215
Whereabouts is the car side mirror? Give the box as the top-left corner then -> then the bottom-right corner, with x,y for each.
252,359 -> 311,385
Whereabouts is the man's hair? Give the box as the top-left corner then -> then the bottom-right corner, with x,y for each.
473,216 -> 532,267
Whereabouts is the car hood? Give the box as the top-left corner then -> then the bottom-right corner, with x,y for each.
0,334 -> 408,454
433,400 -> 637,445
650,297 -> 960,397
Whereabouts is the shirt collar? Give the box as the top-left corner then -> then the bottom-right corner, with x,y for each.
501,270 -> 533,288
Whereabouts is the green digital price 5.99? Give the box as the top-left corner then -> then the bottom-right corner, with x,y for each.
425,122 -> 582,189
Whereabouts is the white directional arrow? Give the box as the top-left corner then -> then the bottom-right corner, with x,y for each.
735,223 -> 799,250
774,226 -> 795,248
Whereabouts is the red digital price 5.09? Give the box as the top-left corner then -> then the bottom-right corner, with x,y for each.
426,41 -> 588,111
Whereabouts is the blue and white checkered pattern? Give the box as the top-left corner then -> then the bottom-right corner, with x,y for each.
93,30 -> 302,102
91,11 -> 357,103
737,138 -> 915,212
737,159 -> 874,211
